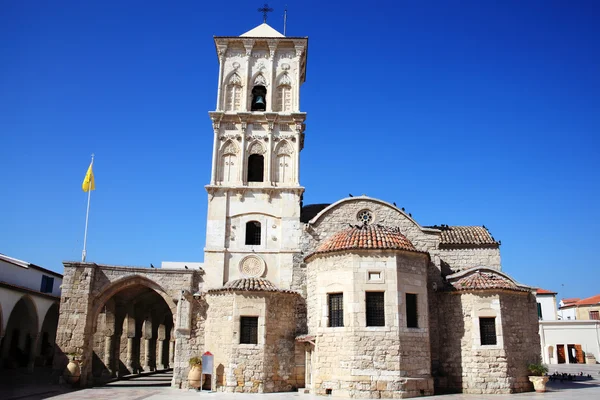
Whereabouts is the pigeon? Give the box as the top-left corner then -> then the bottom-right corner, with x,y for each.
150,263 -> 155,268
349,193 -> 353,197
184,265 -> 189,269
402,207 -> 405,211
393,202 -> 397,206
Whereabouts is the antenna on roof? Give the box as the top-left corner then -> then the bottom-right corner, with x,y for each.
283,5 -> 288,36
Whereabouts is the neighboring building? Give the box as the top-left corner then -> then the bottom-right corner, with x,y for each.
559,295 -> 600,321
536,291 -> 600,364
53,21 -> 542,397
0,253 -> 62,370
535,288 -> 558,321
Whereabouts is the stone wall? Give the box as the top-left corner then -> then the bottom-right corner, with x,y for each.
436,290 -> 540,394
204,290 -> 298,393
306,251 -> 433,398
439,248 -> 501,273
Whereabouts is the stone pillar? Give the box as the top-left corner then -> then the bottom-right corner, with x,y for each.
144,337 -> 152,371
27,332 -> 41,372
53,262 -> 97,386
157,324 -> 166,370
169,339 -> 175,366
126,336 -> 135,372
104,335 -> 114,377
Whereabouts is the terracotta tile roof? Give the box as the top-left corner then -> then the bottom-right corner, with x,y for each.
446,268 -> 530,293
208,277 -> 297,294
561,298 -> 581,307
574,294 -> 600,306
306,224 -> 424,261
536,288 -> 557,295
427,225 -> 499,248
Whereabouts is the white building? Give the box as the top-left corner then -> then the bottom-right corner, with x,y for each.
536,289 -> 599,365
0,253 -> 62,370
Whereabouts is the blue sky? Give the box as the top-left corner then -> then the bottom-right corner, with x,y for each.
1,1 -> 598,300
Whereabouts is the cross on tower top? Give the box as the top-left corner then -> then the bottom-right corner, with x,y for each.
257,3 -> 274,23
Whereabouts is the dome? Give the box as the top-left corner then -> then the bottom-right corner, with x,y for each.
306,224 -> 422,261
207,277 -> 297,294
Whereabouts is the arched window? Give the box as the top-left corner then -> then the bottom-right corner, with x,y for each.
247,154 -> 264,182
245,221 -> 261,245
251,85 -> 267,111
276,85 -> 292,112
219,141 -> 238,182
225,73 -> 242,111
273,141 -> 292,183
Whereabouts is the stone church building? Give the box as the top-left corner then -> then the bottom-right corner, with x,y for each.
54,22 -> 541,397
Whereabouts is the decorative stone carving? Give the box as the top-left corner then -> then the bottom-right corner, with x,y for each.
281,63 -> 290,71
278,73 -> 292,86
248,141 -> 265,155
239,255 -> 266,278
229,73 -> 242,85
221,141 -> 238,155
254,74 -> 267,86
276,141 -> 293,155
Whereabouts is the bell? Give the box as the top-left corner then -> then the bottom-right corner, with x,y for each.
254,95 -> 265,108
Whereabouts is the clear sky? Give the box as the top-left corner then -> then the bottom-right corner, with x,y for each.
1,1 -> 598,300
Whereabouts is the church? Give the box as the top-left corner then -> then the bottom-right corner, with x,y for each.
53,21 -> 541,398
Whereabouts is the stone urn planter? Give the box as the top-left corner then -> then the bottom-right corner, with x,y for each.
527,363 -> 549,393
528,376 -> 550,392
63,358 -> 81,385
188,357 -> 203,389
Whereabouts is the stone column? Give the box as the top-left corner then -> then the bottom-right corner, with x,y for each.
144,337 -> 152,371
27,332 -> 41,372
157,324 -> 166,370
169,339 -> 175,366
126,336 -> 135,372
103,335 -> 114,376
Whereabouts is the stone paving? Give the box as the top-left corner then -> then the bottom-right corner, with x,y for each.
3,364 -> 600,400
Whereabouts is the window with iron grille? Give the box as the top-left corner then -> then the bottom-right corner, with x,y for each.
328,293 -> 343,327
366,292 -> 385,326
240,316 -> 258,344
245,221 -> 261,245
590,311 -> 599,320
406,293 -> 418,328
40,275 -> 54,293
479,317 -> 497,345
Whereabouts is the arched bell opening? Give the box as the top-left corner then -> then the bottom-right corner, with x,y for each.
247,154 -> 265,182
251,85 -> 267,111
0,296 -> 38,369
91,283 -> 174,384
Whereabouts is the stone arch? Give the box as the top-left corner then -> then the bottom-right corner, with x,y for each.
39,303 -> 59,366
220,139 -> 239,155
91,275 -> 177,323
275,73 -> 293,112
248,140 -> 265,155
1,295 -> 39,368
219,140 -> 239,183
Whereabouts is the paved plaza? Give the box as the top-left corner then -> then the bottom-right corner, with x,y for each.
2,364 -> 599,400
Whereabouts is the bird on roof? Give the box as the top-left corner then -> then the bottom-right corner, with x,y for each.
402,207 -> 405,211
349,193 -> 353,197
409,213 -> 412,217
393,202 -> 397,206
150,263 -> 155,268
184,265 -> 189,269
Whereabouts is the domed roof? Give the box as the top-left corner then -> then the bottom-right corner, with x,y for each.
207,277 -> 297,294
306,224 -> 422,261
445,267 -> 531,293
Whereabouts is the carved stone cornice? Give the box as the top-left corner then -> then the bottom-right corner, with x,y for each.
242,39 -> 255,57
293,40 -> 305,58
267,40 -> 278,59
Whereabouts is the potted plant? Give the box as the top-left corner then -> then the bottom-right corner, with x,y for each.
63,353 -> 82,385
527,363 -> 549,392
188,356 -> 203,389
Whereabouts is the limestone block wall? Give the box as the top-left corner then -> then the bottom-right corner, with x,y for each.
439,248 -> 501,273
501,292 -> 541,393
436,291 -> 539,394
53,263 -> 97,386
204,291 -> 298,393
306,251 -> 433,398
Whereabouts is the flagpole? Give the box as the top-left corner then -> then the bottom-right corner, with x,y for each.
82,154 -> 94,262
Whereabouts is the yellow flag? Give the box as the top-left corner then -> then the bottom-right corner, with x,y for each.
82,161 -> 95,192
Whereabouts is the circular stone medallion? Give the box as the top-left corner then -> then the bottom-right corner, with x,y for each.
239,255 -> 266,278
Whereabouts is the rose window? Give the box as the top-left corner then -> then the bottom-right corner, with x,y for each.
357,210 -> 373,225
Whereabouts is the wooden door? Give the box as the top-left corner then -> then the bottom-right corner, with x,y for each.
575,344 -> 584,363
557,345 -> 565,363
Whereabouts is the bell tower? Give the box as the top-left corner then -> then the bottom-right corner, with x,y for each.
204,22 -> 308,289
